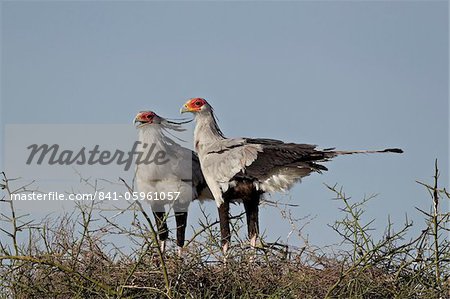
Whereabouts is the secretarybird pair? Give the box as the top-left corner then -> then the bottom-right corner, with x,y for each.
135,98 -> 403,255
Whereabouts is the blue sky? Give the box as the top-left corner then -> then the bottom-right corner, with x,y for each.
1,1 -> 448,248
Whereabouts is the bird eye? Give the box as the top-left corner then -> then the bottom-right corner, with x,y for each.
146,115 -> 152,119
195,101 -> 202,106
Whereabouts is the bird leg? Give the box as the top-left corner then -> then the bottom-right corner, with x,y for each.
159,240 -> 166,254
153,212 -> 169,253
243,197 -> 260,249
175,212 -> 188,256
218,201 -> 231,255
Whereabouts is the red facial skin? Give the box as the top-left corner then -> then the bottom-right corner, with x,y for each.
185,98 -> 207,112
136,111 -> 156,123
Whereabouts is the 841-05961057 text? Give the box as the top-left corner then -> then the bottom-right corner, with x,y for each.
99,191 -> 181,201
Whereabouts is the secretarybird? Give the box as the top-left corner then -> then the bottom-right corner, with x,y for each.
134,111 -> 212,254
181,98 -> 403,253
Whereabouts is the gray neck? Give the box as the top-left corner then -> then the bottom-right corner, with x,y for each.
194,111 -> 225,152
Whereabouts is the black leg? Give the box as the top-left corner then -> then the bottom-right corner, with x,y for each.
153,211 -> 169,242
218,201 -> 231,252
243,196 -> 260,247
175,212 -> 188,248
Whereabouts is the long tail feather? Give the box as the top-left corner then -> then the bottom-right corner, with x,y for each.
330,148 -> 403,156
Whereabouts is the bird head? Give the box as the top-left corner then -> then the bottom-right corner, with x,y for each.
134,111 -> 162,127
180,98 -> 210,114
134,110 -> 189,133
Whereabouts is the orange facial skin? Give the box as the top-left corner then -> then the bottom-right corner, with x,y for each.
182,98 -> 207,112
135,111 -> 156,125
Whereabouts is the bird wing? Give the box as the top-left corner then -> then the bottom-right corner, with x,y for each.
200,137 -> 324,193
239,139 -> 332,192
201,138 -> 263,192
243,139 -> 329,177
200,136 -> 402,195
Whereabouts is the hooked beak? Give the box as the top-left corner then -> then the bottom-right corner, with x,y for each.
134,113 -> 142,126
180,104 -> 191,114
133,112 -> 144,125
134,119 -> 145,127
